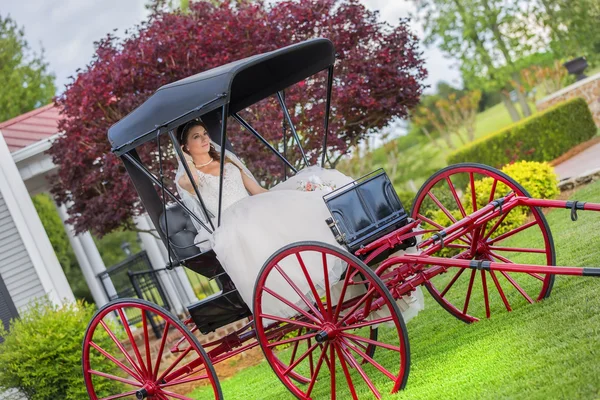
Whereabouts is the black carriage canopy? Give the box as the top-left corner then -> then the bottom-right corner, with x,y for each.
107,38 -> 336,155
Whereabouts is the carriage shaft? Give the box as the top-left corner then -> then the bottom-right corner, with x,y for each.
417,196 -> 600,256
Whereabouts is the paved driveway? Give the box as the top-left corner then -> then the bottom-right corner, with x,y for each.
554,141 -> 600,180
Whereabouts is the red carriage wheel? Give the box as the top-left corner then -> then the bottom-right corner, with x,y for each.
254,241 -> 410,399
82,298 -> 222,400
411,163 -> 556,323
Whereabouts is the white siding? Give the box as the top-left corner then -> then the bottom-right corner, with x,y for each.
0,191 -> 45,310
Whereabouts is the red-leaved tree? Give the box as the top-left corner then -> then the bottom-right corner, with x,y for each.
50,0 -> 426,236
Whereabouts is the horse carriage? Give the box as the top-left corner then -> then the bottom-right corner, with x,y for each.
82,38 -> 600,400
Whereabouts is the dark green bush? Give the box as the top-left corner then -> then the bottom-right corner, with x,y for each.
447,97 -> 596,168
0,300 -> 122,400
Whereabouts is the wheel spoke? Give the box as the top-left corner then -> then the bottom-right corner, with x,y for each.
342,332 -> 402,353
274,264 -> 324,321
99,390 -> 139,400
481,270 -> 491,318
100,320 -> 145,379
489,245 -> 546,254
440,268 -> 466,297
488,220 -> 538,244
117,309 -> 149,377
339,342 -> 381,399
142,311 -> 153,376
333,265 -> 354,321
307,337 -> 315,378
334,343 -> 359,400
330,344 -> 336,400
463,269 -> 477,314
322,252 -> 333,320
341,337 -> 396,381
263,286 -> 322,325
427,191 -> 458,223
283,341 -> 320,376
305,343 -> 330,397
296,253 -> 329,317
417,214 -> 471,246
337,287 -> 377,326
152,321 -> 171,380
157,346 -> 193,383
160,374 -> 210,388
483,211 -> 510,242
487,251 -> 544,281
89,369 -> 143,387
289,328 -> 303,366
489,269 -> 512,312
160,390 -> 196,400
499,271 -> 534,304
268,332 -> 318,349
469,172 -> 477,212
259,314 -> 320,330
338,316 -> 393,331
445,176 -> 467,218
89,341 -> 143,382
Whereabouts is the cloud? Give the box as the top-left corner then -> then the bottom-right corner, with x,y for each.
1,0 -> 460,96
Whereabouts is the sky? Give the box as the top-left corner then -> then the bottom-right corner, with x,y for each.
0,0 -> 461,96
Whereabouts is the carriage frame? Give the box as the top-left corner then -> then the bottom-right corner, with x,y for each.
82,38 -> 600,400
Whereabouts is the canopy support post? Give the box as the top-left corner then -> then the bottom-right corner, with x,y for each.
217,104 -> 229,227
321,66 -> 334,167
276,91 -> 309,167
232,113 -> 297,173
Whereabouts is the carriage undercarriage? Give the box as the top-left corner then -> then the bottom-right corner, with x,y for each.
86,38 -> 600,399
83,163 -> 600,400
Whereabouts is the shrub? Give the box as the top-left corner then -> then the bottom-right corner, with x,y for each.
421,161 -> 558,254
0,300 -> 122,400
447,97 -> 596,168
464,161 -> 559,238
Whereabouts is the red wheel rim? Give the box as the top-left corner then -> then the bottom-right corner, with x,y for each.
411,163 -> 555,322
254,242 -> 410,400
82,298 -> 222,399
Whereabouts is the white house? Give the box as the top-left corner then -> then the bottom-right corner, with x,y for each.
0,105 -> 197,336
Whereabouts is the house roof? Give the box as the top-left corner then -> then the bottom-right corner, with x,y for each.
0,104 -> 61,153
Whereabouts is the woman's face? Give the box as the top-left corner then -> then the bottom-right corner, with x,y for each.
184,125 -> 211,156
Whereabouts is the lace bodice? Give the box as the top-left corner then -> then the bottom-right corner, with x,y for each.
196,162 -> 249,217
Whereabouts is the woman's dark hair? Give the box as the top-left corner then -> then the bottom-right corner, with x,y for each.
177,119 -> 221,161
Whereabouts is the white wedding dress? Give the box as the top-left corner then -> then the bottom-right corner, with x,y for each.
182,162 -> 424,323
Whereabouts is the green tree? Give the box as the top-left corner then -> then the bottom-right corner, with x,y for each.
533,0 -> 600,62
0,15 -> 55,122
31,194 -> 92,303
416,0 -> 536,121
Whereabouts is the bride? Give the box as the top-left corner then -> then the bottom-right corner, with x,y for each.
175,118 -> 424,322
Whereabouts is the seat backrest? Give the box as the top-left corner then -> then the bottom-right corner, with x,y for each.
158,203 -> 203,261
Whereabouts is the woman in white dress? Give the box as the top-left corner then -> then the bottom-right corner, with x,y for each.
175,119 -> 424,322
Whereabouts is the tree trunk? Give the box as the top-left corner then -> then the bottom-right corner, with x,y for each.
512,74 -> 532,117
501,91 -> 521,122
515,88 -> 532,117
421,126 -> 443,149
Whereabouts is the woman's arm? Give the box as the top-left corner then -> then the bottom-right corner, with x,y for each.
241,172 -> 268,195
178,160 -> 200,194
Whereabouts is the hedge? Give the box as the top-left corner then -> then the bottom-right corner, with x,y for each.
447,97 -> 597,168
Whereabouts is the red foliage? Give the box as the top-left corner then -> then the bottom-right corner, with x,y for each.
49,0 -> 426,236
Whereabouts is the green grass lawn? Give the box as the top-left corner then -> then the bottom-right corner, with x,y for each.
191,180 -> 600,399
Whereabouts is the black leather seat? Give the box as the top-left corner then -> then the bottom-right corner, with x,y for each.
159,204 -> 224,278
158,203 -> 250,333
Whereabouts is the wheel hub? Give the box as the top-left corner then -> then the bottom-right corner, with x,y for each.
135,382 -> 158,399
314,323 -> 337,343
